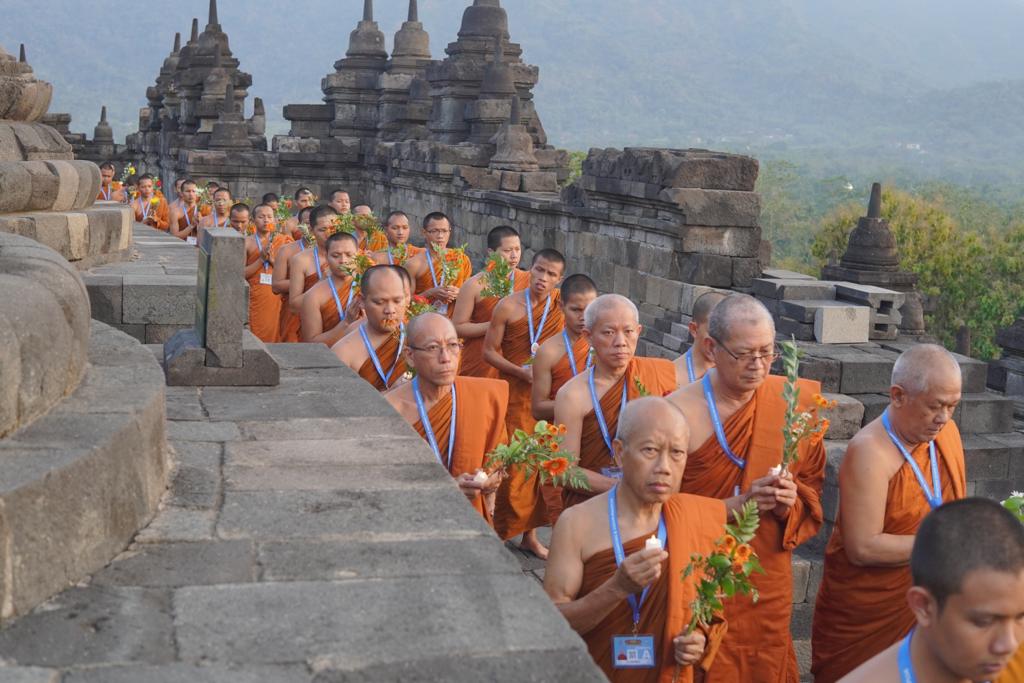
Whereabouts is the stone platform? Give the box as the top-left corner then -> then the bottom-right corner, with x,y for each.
0,344 -> 602,682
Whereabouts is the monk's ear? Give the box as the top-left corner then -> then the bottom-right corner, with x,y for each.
612,438 -> 625,468
702,334 -> 716,360
890,384 -> 906,408
907,586 -> 939,627
688,320 -> 700,337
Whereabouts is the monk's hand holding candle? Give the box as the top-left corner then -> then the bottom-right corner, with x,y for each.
612,544 -> 668,597
770,470 -> 798,519
673,631 -> 707,667
746,473 -> 784,514
455,472 -> 484,501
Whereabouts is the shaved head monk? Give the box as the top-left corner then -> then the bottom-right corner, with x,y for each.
841,498 -> 1024,683
385,313 -> 508,522
262,192 -> 279,210
289,205 -> 338,318
812,344 -> 967,682
453,225 -> 530,379
532,274 -> 599,422
404,212 -> 473,316
281,187 -> 316,240
332,265 -> 410,391
556,294 -> 678,510
97,162 -> 126,202
169,179 -> 202,242
673,291 -> 727,386
132,174 -> 169,231
545,397 -> 727,682
327,188 -> 351,215
229,203 -> 250,233
299,231 -> 360,346
665,293 -> 825,683
244,204 -> 291,343
370,210 -> 423,269
484,248 -> 567,558
199,187 -> 233,229
272,205 -> 314,342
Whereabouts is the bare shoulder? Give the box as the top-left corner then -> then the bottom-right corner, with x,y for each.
666,379 -> 703,410
534,335 -> 563,368
555,373 -> 588,412
838,642 -> 899,683
844,418 -> 899,471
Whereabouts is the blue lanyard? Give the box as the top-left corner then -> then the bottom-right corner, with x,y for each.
360,325 -> 405,388
215,212 -> 228,228
313,245 -> 324,281
426,246 -> 442,287
412,377 -> 457,470
525,289 -> 553,356
327,277 -> 354,319
563,330 -> 592,377
299,241 -> 306,252
882,410 -> 943,510
897,629 -> 916,683
137,198 -> 152,220
387,247 -> 394,265
589,367 -> 629,461
101,185 -> 111,200
254,232 -> 271,270
608,485 -> 667,627
701,373 -> 746,469
685,349 -> 697,383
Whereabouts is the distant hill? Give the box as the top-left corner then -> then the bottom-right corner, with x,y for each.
3,0 -> 1024,186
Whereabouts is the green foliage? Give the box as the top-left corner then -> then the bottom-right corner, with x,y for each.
562,151 -> 587,187
479,252 -> 515,299
485,421 -> 590,489
1003,493 -> 1024,524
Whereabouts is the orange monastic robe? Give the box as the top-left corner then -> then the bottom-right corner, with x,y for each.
314,278 -> 353,344
579,494 -> 728,683
492,291 -> 565,540
550,334 -> 592,399
96,182 -> 122,201
414,250 -> 472,319
998,649 -> 1024,683
133,196 -> 170,231
174,205 -> 203,240
811,420 -> 967,683
459,269 -> 531,379
246,233 -> 291,343
413,376 -> 509,522
357,333 -> 407,392
681,375 -> 825,683
564,357 -> 678,510
278,245 -> 326,343
362,231 -> 389,252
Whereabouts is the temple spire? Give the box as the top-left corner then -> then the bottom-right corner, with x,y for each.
363,0 -> 373,21
173,32 -> 181,52
189,18 -> 199,43
408,0 -> 418,22
208,0 -> 219,27
100,105 -> 107,123
867,182 -> 882,219
18,44 -> 25,62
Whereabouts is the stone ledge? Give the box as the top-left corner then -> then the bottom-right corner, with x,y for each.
0,203 -> 131,268
0,321 -> 168,621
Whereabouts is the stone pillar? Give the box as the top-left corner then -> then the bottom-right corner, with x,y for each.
989,317 -> 1024,402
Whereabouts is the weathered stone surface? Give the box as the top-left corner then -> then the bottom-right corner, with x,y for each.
92,541 -> 254,588
122,275 -> 195,325
814,305 -> 871,344
63,664 -> 310,683
164,329 -> 280,387
834,282 -> 905,310
0,668 -> 59,683
198,228 -> 246,367
659,188 -> 760,227
752,278 -> 837,301
311,650 -> 604,682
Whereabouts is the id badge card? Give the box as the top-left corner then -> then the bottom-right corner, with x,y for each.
612,634 -> 656,669
186,236 -> 198,246
259,273 -> 273,286
435,302 -> 449,315
601,466 -> 623,479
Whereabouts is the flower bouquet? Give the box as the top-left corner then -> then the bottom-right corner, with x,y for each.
486,421 -> 589,488
406,295 -> 438,320
274,198 -> 294,226
331,213 -> 357,237
479,252 -> 515,299
431,242 -> 468,286
1004,492 -> 1024,523
774,339 -> 835,475
118,164 -> 136,185
388,241 -> 410,266
341,251 -> 377,295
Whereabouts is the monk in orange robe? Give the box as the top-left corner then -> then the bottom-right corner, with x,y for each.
131,174 -> 169,231
812,344 -> 968,683
484,249 -> 567,558
168,179 -> 204,242
272,205 -> 314,343
228,203 -> 251,234
672,291 -> 726,386
841,499 -> 1024,683
97,162 -> 125,202
404,212 -> 472,318
288,205 -> 341,342
665,293 -> 825,683
299,231 -> 361,346
556,294 -> 678,512
333,265 -> 410,392
243,204 -> 292,343
453,225 -> 530,379
385,313 -> 507,522
369,210 -> 424,274
199,187 -> 233,229
546,397 -> 728,683
532,274 -> 599,422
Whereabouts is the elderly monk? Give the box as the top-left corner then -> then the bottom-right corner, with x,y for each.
663,293 -> 824,683
812,344 -> 967,683
288,205 -> 338,317
673,291 -> 726,386
385,313 -> 507,522
299,231 -> 360,346
453,225 -> 530,379
332,265 -> 410,391
97,162 -> 126,202
404,212 -> 472,317
198,187 -> 233,229
484,248 -> 567,557
545,397 -> 727,682
244,204 -> 291,343
272,205 -> 315,342
841,498 -> 1024,683
556,294 -> 678,511
132,174 -> 170,231
168,179 -> 203,242
532,274 -> 599,422
228,203 -> 250,233
370,210 -> 423,270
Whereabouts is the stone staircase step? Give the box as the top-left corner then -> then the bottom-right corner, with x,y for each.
955,392 -> 1016,434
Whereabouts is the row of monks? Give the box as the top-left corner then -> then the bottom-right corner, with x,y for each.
96,170 -> 1024,682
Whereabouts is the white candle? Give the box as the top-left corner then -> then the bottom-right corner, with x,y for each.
473,470 -> 489,485
645,535 -> 662,552
769,465 -> 783,477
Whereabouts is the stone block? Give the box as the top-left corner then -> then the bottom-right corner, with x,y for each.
814,305 -> 871,344
69,160 -> 100,210
23,160 -> 59,211
91,541 -> 254,588
673,253 -> 733,287
43,160 -> 79,212
837,352 -> 895,395
791,556 -> 810,604
752,278 -> 837,301
122,275 -> 195,325
658,188 -> 760,227
164,329 -> 280,387
0,668 -> 59,683
731,257 -> 761,287
834,282 -> 905,314
678,225 -> 761,257
661,151 -> 759,191
955,393 -> 1016,434
762,268 -> 815,280
962,435 -> 1012,481
776,316 -> 815,341
0,161 -> 32,213
792,354 -> 841,393
850,393 -> 890,424
790,602 -> 814,640
781,299 -> 863,324
823,393 -> 865,440
498,171 -> 521,192
520,171 -> 558,193
198,229 -> 246,368
62,664 -> 310,683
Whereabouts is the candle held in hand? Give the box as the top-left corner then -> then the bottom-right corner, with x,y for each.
473,470 -> 489,485
645,535 -> 663,552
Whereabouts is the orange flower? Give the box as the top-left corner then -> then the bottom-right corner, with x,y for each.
734,544 -> 753,562
547,424 -> 559,436
718,535 -> 737,553
542,457 -> 569,477
550,442 -> 561,453
486,260 -> 496,272
413,295 -> 429,304
445,250 -> 461,263
285,199 -> 293,209
732,561 -> 746,573
558,424 -> 568,435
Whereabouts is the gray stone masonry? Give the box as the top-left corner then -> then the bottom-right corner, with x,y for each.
0,344 -> 603,682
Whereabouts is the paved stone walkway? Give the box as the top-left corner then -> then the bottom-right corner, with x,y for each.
0,345 -> 602,682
